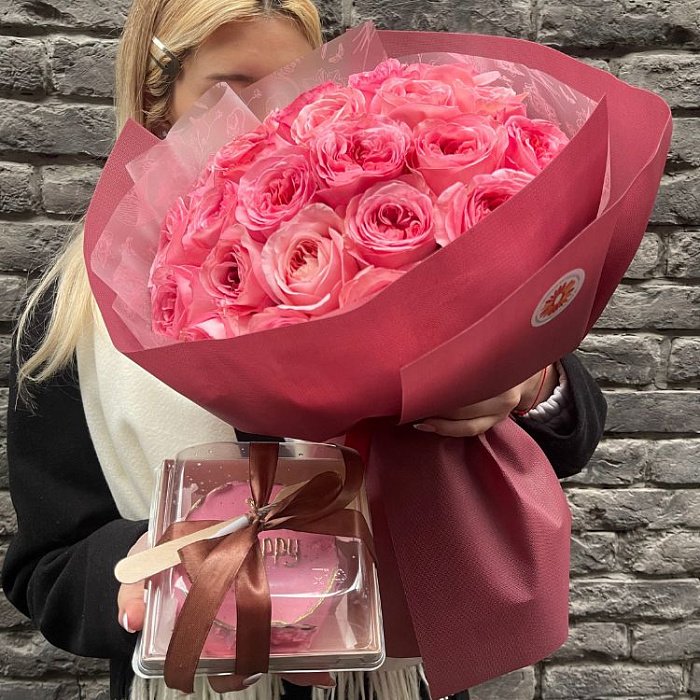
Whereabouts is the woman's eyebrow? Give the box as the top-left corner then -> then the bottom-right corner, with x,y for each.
206,72 -> 255,82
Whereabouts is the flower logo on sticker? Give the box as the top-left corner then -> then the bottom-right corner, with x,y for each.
532,269 -> 585,327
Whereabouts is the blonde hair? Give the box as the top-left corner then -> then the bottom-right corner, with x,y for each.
15,0 -> 322,403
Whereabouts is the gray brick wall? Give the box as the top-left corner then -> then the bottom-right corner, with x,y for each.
0,0 -> 698,698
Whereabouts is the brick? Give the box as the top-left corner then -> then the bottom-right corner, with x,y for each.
0,387 -> 7,429
542,663 -> 683,698
0,437 -> 7,490
666,229 -> 700,278
0,162 -> 39,215
0,0 -> 129,33
633,621 -> 700,662
0,334 -> 9,383
315,0 -> 346,39
569,488 -> 700,531
0,221 -> 75,273
537,0 -> 700,50
578,58 -> 612,73
648,439 -> 700,484
613,52 -> 700,110
0,593 -> 26,629
619,531 -> 700,575
0,275 -> 26,322
576,334 -> 662,385
668,338 -> 700,381
563,439 -> 647,486
352,0 -> 532,38
0,100 -> 114,158
51,37 -> 117,98
0,37 -> 48,95
623,231 -> 662,278
546,622 -> 629,661
652,170 -> 700,225
0,544 -> 28,628
593,285 -> 700,330
570,531 -> 616,574
78,678 -> 110,700
691,663 -> 700,693
570,579 -> 700,620
41,165 -> 101,216
668,119 -> 700,169
0,679 -> 80,700
0,630 -> 108,677
568,488 -> 662,531
603,390 -> 700,433
648,489 -> 700,529
0,491 -> 17,535
470,666 -> 536,700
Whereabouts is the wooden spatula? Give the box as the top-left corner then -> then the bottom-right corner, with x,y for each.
114,480 -> 308,585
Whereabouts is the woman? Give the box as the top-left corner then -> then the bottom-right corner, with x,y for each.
2,1 -> 608,699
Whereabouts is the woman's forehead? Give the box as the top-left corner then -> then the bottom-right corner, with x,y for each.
191,16 -> 313,79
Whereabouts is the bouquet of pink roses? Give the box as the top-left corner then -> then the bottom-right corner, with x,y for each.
149,57 -> 570,341
85,22 -> 672,698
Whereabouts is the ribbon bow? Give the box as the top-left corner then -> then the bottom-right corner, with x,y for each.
157,442 -> 376,694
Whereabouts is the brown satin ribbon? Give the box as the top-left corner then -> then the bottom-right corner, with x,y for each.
157,442 -> 376,694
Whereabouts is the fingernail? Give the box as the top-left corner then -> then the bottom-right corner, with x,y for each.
143,589 -> 148,603
121,612 -> 135,634
413,423 -> 436,432
243,673 -> 263,686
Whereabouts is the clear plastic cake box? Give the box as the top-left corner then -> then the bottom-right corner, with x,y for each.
133,441 -> 385,680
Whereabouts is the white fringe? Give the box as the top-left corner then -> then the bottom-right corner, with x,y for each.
128,666 -> 426,700
129,674 -> 285,700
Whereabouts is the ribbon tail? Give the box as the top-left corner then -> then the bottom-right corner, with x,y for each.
163,524 -> 259,694
235,539 -> 272,676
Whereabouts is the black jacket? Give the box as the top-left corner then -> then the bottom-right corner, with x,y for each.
2,293 -> 607,699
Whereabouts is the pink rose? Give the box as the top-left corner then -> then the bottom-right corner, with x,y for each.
155,174 -> 238,268
181,176 -> 238,261
152,195 -> 188,272
263,81 -> 340,143
260,203 -> 359,315
200,224 -> 273,315
345,175 -> 438,269
236,147 -> 317,242
474,84 -> 528,122
180,312 -> 244,341
246,307 -> 311,334
369,75 -> 461,128
289,85 -> 366,144
149,264 -> 214,340
157,173 -> 238,267
409,115 -> 508,194
435,168 -> 535,246
338,266 -> 406,309
348,59 -> 428,102
207,122 -> 284,183
504,115 -> 569,175
308,113 -> 412,207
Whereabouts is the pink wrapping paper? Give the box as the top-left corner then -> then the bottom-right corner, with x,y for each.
84,23 -> 671,698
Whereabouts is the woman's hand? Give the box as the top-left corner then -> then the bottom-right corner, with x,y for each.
116,533 -> 335,693
413,363 -> 559,437
117,532 -> 149,636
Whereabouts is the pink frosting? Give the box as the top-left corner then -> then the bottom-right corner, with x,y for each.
172,481 -> 342,657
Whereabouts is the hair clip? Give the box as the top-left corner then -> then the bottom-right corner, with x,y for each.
151,36 -> 180,81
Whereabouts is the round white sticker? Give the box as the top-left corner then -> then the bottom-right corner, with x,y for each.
531,269 -> 586,328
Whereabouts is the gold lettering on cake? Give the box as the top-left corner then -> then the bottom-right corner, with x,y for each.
260,537 -> 300,566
